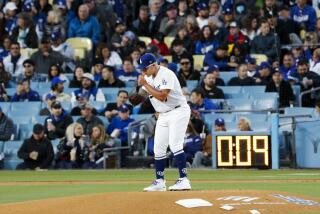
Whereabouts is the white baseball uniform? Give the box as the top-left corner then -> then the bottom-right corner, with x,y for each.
143,65 -> 191,159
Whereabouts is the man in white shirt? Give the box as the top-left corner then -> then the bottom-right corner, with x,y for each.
196,3 -> 210,29
3,42 -> 27,77
137,53 -> 191,192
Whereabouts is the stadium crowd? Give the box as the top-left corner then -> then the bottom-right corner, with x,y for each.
1,0 -> 320,169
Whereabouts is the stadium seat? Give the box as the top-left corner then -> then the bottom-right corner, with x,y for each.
0,103 -> 11,113
91,101 -> 106,112
3,140 -> 23,170
132,105 -> 141,114
34,115 -> 47,124
131,114 -> 152,121
193,55 -> 204,71
51,139 -> 60,155
242,86 -> 266,94
219,72 -> 237,84
249,92 -> 278,101
227,98 -> 253,110
253,99 -> 278,110
250,54 -> 268,65
220,86 -> 242,94
186,80 -> 198,90
18,124 -> 33,140
5,88 -> 16,96
138,36 -> 152,45
66,37 -> 92,52
0,141 -> 4,153
164,36 -> 174,48
74,48 -> 86,60
97,116 -> 110,128
291,85 -> 301,105
284,107 -> 315,116
252,121 -> 270,131
224,93 -> 249,99
224,121 -> 238,131
125,81 -> 137,87
20,48 -> 37,57
10,102 -> 41,115
204,113 -> 235,128
164,55 -> 172,62
235,113 -> 268,123
37,82 -> 51,90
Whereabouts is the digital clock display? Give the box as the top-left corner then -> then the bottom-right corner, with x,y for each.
216,135 -> 271,169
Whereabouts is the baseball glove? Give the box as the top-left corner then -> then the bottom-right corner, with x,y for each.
129,93 -> 145,106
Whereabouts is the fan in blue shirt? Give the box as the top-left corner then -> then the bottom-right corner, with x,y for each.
11,78 -> 40,102
115,58 -> 140,82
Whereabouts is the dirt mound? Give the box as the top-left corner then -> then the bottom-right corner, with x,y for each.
1,190 -> 319,214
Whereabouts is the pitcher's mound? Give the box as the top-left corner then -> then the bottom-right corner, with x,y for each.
1,190 -> 320,214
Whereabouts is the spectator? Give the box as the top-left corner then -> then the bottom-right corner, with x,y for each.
174,27 -> 194,54
251,19 -> 280,61
198,72 -> 224,99
130,48 -> 141,70
150,33 -> 170,56
192,118 -> 226,168
205,45 -> 237,71
149,0 -> 164,34
2,2 -> 18,36
68,4 -> 100,45
309,48 -> 320,76
241,15 -> 259,41
48,64 -> 68,83
104,90 -> 132,121
0,36 -> 11,61
209,0 -> 221,19
117,31 -> 137,59
17,123 -> 54,170
207,65 -> 225,86
292,46 -> 311,63
69,66 -> 84,88
245,55 -> 258,76
56,122 -> 88,169
0,61 -> 12,87
228,64 -> 256,86
171,39 -> 193,65
107,104 -> 135,145
0,106 -> 14,141
182,121 -> 202,165
44,9 -> 66,40
33,0 -> 53,40
177,57 -> 200,82
95,43 -> 122,70
159,3 -> 185,37
237,117 -> 252,131
11,78 -> 41,102
11,12 -> 38,48
98,66 -> 125,88
195,25 -> 220,55
190,88 -> 220,118
290,0 -> 316,32
196,3 -> 210,29
185,15 -> 201,42
227,21 -> 250,55
254,61 -> 272,85
266,69 -> 295,108
44,101 -> 73,140
3,42 -> 27,77
132,5 -> 152,37
279,53 -> 296,81
221,7 -> 233,27
115,57 -> 140,82
16,59 -> 44,83
47,76 -> 71,102
91,59 -> 103,82
76,103 -> 103,135
50,32 -> 75,72
0,80 -> 10,102
83,124 -> 115,169
30,37 -> 68,74
178,0 -> 193,18
71,73 -> 106,104
70,94 -> 98,116
111,19 -> 126,48
39,93 -> 56,116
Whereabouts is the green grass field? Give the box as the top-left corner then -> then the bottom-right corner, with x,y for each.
0,169 -> 319,205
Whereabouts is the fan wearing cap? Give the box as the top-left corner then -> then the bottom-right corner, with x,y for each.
198,72 -> 224,99
11,12 -> 38,49
221,6 -> 233,27
196,3 -> 210,29
91,59 -> 104,82
228,64 -> 256,86
40,93 -> 56,116
76,103 -> 103,135
17,123 -> 54,170
104,90 -> 132,122
0,106 -> 15,141
44,101 -> 73,140
11,78 -> 41,102
111,18 -> 127,48
30,37 -> 68,74
17,59 -> 42,83
244,55 -> 257,77
192,118 -> 226,168
106,104 -> 135,145
206,65 -> 225,86
46,76 -> 71,102
266,68 -> 295,108
115,57 -> 140,82
68,4 -> 100,45
253,61 -> 272,85
227,21 -> 250,54
137,53 -> 192,191
2,2 -> 18,36
3,42 -> 28,77
159,3 -> 184,37
204,45 -> 237,71
70,93 -> 98,116
71,73 -> 106,104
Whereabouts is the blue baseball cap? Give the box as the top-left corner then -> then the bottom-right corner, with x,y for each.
50,31 -> 61,41
208,64 -> 219,73
118,104 -> 130,113
257,61 -> 271,70
51,77 -> 66,86
45,93 -> 57,100
54,0 -> 66,8
222,7 -> 232,14
245,55 -> 256,64
138,53 -> 157,69
215,118 -> 225,126
197,2 -> 208,11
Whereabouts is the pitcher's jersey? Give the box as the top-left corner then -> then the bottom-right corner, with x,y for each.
143,65 -> 187,113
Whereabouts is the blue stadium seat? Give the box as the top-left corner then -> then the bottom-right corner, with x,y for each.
204,113 -> 235,128
251,121 -> 270,131
34,115 -> 47,124
235,113 -> 268,122
227,98 -> 253,110
37,82 -> 51,91
97,116 -> 110,128
64,73 -> 74,81
51,139 -> 60,155
132,105 -> 141,114
284,107 -> 314,116
241,86 -> 266,94
292,85 -> 301,105
131,114 -> 152,121
7,113 -> 33,125
5,88 -> 16,96
91,101 -> 106,112
224,121 -> 238,131
10,102 -> 41,116
219,72 -> 237,84
18,124 -> 33,140
125,81 -> 137,87
220,86 -> 242,94
224,93 -> 249,99
3,140 -> 23,170
253,99 -> 278,110
249,92 -> 278,101
186,80 -> 198,91
0,103 -> 11,113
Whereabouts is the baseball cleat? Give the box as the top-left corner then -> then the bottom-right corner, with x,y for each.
143,179 -> 166,192
169,177 -> 191,191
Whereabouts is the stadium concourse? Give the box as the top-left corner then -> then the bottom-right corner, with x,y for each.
1,0 -> 320,171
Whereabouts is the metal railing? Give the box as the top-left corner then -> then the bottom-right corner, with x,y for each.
299,86 -> 320,107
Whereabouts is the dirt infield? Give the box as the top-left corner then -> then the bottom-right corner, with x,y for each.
1,190 -> 320,214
